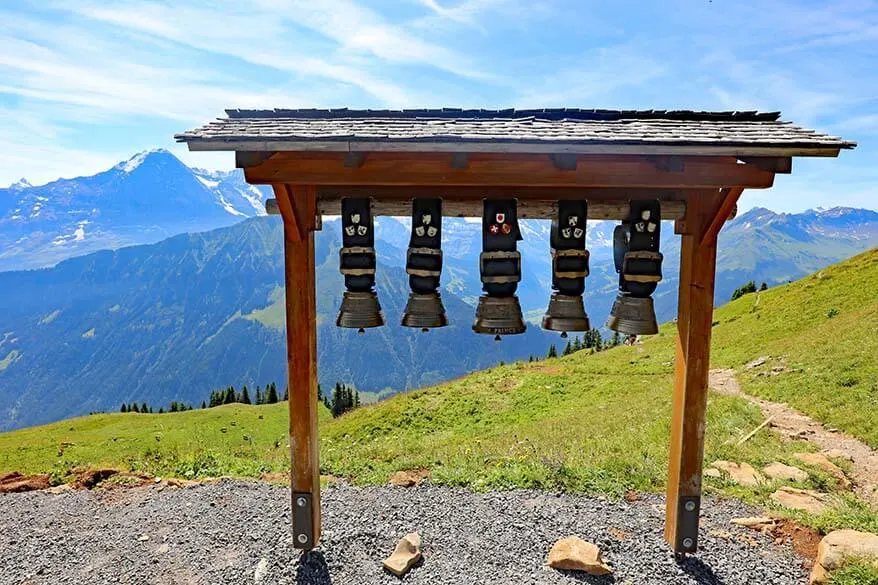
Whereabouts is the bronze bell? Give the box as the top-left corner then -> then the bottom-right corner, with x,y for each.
336,291 -> 385,331
401,292 -> 448,330
606,294 -> 658,336
541,293 -> 590,333
472,295 -> 526,336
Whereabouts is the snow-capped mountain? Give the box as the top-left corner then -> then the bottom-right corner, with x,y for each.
0,149 -> 270,271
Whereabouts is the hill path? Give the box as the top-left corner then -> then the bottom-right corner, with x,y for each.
0,479 -> 807,584
709,368 -> 878,507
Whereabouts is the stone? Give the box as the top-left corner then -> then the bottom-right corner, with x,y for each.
821,449 -> 854,463
705,468 -> 722,478
709,461 -> 764,487
382,532 -> 422,577
137,534 -> 150,542
763,462 -> 809,482
770,487 -> 833,514
794,453 -> 851,489
546,536 -> 612,575
75,468 -> 118,489
731,517 -> 776,529
809,529 -> 878,584
744,356 -> 768,369
0,472 -> 50,493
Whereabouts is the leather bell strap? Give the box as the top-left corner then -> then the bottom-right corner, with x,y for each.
480,199 -> 522,292
406,198 -> 443,294
622,200 -> 663,283
550,200 -> 589,295
340,198 -> 376,292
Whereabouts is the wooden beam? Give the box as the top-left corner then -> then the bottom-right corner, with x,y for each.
738,156 -> 792,174
344,152 -> 366,168
450,152 -> 469,170
314,197 -> 687,221
235,151 -> 276,168
243,153 -> 776,189
276,184 -> 321,550
550,153 -> 577,171
664,189 -> 725,554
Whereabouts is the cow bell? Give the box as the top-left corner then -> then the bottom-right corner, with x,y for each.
541,293 -> 590,333
401,292 -> 448,331
472,295 -> 526,336
606,294 -> 658,336
336,291 -> 385,332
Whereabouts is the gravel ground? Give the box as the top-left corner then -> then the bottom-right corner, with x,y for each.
1,479 -> 808,585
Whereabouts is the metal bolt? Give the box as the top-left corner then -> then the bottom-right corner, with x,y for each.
297,534 -> 308,544
682,537 -> 694,549
296,497 -> 307,508
684,500 -> 696,512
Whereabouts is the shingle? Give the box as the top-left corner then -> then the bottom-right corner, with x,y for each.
175,108 -> 855,150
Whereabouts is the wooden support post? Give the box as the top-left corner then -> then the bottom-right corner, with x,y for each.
273,183 -> 321,550
664,189 -> 736,554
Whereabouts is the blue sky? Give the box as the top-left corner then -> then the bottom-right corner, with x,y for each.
1,0 -> 876,213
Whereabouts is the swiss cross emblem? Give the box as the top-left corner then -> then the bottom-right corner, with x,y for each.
495,213 -> 505,224
489,224 -> 500,235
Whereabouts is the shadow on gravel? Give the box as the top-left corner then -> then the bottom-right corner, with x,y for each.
677,556 -> 726,585
557,570 -> 616,584
296,550 -> 332,585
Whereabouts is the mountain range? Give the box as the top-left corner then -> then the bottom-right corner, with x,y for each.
1,150 -> 876,430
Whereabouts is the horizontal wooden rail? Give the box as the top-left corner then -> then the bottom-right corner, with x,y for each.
265,198 -> 686,221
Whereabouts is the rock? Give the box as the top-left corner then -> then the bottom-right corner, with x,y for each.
809,529 -> 878,584
546,536 -> 612,575
137,534 -> 150,542
704,468 -> 722,478
770,487 -> 833,514
47,485 -> 74,495
745,356 -> 768,369
388,469 -> 428,487
382,532 -> 422,577
0,473 -> 50,493
709,461 -> 764,487
820,449 -> 854,463
731,517 -> 776,529
794,453 -> 851,489
253,558 -> 269,584
763,462 -> 809,482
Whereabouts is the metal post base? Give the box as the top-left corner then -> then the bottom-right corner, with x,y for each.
672,495 -> 701,553
293,492 -> 315,549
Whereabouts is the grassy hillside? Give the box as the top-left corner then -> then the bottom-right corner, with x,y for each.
1,249 -> 876,537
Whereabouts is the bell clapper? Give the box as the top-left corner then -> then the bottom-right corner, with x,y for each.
560,331 -> 568,339
494,334 -> 501,342
421,327 -> 429,333
357,328 -> 365,335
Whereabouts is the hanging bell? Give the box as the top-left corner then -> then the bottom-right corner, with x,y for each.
472,295 -> 526,335
606,293 -> 658,335
336,290 -> 385,330
541,293 -> 590,332
402,198 -> 448,331
401,292 -> 448,330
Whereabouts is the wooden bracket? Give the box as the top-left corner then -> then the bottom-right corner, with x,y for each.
700,187 -> 744,246
265,198 -> 280,215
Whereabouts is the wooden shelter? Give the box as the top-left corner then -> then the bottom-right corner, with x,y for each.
176,108 -> 853,554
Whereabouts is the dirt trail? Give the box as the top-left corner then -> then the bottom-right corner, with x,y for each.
710,368 -> 878,508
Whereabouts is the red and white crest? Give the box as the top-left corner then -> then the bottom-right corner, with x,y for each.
495,213 -> 505,224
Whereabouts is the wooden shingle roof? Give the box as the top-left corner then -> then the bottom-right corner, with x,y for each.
176,108 -> 855,157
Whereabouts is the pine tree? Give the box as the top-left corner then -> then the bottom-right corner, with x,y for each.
224,386 -> 236,405
760,281 -> 768,291
612,331 -> 621,346
159,407 -> 165,414
120,403 -> 127,413
267,383 -> 278,404
255,387 -> 263,405
131,403 -> 139,413
283,385 -> 289,401
547,344 -> 557,358
354,388 -> 360,408
201,400 -> 206,409
241,386 -> 252,405
572,336 -> 582,352
141,402 -> 149,413
562,340 -> 572,355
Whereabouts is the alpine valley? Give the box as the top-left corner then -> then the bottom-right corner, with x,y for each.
1,150 -> 876,430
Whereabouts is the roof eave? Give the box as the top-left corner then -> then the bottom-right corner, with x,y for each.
176,138 -> 848,158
